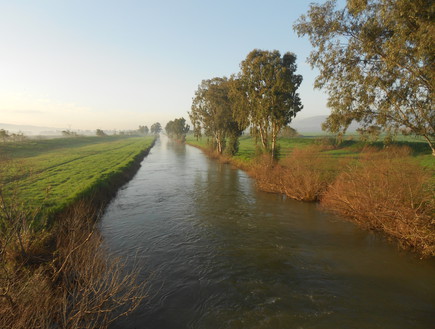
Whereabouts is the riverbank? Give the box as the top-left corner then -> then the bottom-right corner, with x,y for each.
186,136 -> 435,258
0,135 -> 156,328
1,135 -> 156,221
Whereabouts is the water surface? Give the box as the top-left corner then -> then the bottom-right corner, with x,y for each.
101,136 -> 434,329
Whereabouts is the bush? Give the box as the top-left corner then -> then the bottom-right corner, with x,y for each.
251,146 -> 338,201
321,146 -> 435,256
0,196 -> 147,328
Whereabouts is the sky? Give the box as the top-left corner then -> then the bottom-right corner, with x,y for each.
0,0 -> 337,131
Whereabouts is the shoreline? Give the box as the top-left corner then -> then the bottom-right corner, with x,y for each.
0,137 -> 156,328
186,140 -> 435,258
54,137 -> 157,223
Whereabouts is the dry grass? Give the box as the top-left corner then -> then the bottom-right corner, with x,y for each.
0,197 -> 147,329
251,146 -> 339,201
191,140 -> 435,257
321,146 -> 435,257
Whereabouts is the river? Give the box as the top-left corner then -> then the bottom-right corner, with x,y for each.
101,136 -> 435,329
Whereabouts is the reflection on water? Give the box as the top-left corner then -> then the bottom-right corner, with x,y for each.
101,136 -> 435,329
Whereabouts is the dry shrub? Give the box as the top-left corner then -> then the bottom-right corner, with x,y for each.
321,146 -> 435,257
0,196 -> 147,329
53,202 -> 147,329
251,146 -> 339,201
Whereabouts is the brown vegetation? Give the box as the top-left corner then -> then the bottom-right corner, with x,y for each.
191,141 -> 435,257
0,194 -> 147,328
321,146 -> 435,257
251,146 -> 339,201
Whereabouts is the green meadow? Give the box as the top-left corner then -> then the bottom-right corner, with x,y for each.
186,134 -> 434,169
0,136 -> 155,219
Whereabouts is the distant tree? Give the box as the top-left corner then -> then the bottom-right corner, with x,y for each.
190,77 -> 245,154
165,117 -> 190,142
279,126 -> 300,138
62,129 -> 78,137
0,129 -> 10,143
9,132 -> 26,142
150,122 -> 162,135
96,129 -> 107,137
231,49 -> 303,158
294,0 -> 434,154
138,125 -> 149,135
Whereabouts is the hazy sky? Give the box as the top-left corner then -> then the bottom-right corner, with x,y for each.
0,0 -> 338,130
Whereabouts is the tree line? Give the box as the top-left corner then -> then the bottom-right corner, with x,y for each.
94,123 -> 162,137
189,49 -> 303,158
187,0 -> 433,156
0,129 -> 26,143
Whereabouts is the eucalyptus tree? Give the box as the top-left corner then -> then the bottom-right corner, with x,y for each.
165,117 -> 190,141
232,49 -> 303,158
150,122 -> 162,135
190,77 -> 244,155
96,129 -> 107,137
0,129 -> 10,142
138,125 -> 149,135
294,0 -> 434,154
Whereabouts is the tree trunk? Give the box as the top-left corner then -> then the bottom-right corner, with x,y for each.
216,136 -> 222,154
271,124 -> 280,160
271,132 -> 277,160
423,135 -> 435,156
259,124 -> 268,151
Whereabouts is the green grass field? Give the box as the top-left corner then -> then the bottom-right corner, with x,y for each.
186,134 -> 434,168
0,136 -> 155,219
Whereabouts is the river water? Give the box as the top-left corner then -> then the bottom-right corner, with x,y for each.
101,136 -> 434,329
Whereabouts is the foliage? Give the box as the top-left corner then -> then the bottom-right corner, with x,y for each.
279,126 -> 300,138
190,77 -> 244,154
61,129 -> 79,137
165,117 -> 190,142
96,129 -> 107,137
150,122 -> 162,135
356,125 -> 382,142
0,129 -> 9,142
232,49 -> 303,158
0,129 -> 26,143
294,0 -> 435,154
138,125 -> 149,135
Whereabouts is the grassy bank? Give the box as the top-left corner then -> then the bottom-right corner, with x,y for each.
1,135 -> 156,222
0,135 -> 155,328
186,134 -> 434,257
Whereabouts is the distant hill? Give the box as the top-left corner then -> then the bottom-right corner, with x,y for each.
0,123 -> 62,135
291,115 -> 361,134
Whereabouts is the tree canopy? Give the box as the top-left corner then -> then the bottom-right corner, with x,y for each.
165,117 -> 190,142
96,129 -> 107,137
294,0 -> 434,154
190,77 -> 244,155
232,49 -> 303,157
138,125 -> 149,135
190,49 -> 303,157
150,122 -> 162,135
